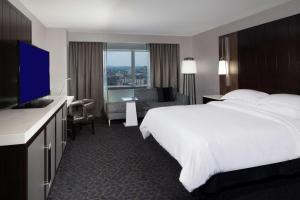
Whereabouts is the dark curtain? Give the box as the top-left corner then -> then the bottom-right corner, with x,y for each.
69,42 -> 104,117
149,43 -> 180,90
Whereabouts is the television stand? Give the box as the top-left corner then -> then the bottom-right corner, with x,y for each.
13,99 -> 54,109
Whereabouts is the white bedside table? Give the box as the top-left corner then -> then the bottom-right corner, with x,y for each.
202,95 -> 223,104
122,97 -> 138,127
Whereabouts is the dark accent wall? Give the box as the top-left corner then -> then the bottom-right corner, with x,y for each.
237,14 -> 300,94
0,0 -> 31,42
0,0 -> 32,106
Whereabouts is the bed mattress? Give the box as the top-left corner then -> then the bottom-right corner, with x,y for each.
140,101 -> 300,192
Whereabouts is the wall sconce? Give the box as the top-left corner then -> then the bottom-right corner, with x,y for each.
219,37 -> 230,87
59,77 -> 71,95
218,59 -> 228,75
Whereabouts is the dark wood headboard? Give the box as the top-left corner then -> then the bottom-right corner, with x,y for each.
237,14 -> 300,94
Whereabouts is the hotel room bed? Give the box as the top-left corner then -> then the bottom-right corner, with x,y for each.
139,92 -> 300,192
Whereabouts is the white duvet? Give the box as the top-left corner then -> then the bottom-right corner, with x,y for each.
139,101 -> 300,192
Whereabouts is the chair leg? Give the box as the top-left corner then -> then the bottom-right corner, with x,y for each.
108,119 -> 111,127
91,120 -> 95,135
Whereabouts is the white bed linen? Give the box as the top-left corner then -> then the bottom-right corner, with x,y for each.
139,101 -> 300,192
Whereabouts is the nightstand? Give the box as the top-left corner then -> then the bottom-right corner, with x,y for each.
202,95 -> 223,104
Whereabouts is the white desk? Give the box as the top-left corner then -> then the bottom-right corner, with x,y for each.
0,96 -> 67,146
122,97 -> 138,127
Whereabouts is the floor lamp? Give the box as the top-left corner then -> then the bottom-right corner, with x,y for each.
182,57 -> 197,104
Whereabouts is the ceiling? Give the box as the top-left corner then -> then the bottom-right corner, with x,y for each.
19,0 -> 292,36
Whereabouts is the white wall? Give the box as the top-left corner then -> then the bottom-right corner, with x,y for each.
45,29 -> 68,95
192,0 -> 300,103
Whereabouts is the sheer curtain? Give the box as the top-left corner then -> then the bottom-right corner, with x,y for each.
69,42 -> 104,117
149,43 -> 180,90
102,43 -> 108,112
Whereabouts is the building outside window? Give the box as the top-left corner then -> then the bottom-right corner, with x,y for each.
105,43 -> 150,88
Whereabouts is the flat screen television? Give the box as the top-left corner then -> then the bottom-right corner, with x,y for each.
18,41 -> 50,105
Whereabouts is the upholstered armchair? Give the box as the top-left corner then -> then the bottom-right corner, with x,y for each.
68,99 -> 95,139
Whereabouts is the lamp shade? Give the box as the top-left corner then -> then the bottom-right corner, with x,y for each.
218,59 -> 228,75
182,57 -> 197,74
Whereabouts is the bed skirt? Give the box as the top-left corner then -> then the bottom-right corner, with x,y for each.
192,158 -> 300,195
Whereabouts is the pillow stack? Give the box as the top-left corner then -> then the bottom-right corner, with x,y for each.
221,89 -> 269,104
221,89 -> 300,120
257,94 -> 300,120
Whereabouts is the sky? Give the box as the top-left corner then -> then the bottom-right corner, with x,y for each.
107,51 -> 149,66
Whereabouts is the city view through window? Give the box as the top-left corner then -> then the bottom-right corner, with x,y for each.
106,50 -> 150,87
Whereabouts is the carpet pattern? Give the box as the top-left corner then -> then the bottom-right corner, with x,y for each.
48,119 -> 300,200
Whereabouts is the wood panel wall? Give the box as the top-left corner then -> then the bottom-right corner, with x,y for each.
237,14 -> 300,94
0,0 -> 31,43
0,0 -> 32,105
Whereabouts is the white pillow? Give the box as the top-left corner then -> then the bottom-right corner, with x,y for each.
257,94 -> 300,119
221,89 -> 269,103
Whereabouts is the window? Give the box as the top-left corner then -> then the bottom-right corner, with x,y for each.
135,51 -> 149,86
105,44 -> 150,88
107,51 -> 132,86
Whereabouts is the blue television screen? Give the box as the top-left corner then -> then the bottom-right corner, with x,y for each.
19,42 -> 50,105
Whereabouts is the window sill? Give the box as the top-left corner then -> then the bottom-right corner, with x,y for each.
107,86 -> 149,90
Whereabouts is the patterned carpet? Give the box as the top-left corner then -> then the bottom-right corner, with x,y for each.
48,118 -> 300,200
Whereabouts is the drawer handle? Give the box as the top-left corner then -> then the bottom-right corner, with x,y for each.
44,143 -> 52,183
43,181 -> 51,187
48,145 -> 51,183
44,143 -> 51,150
